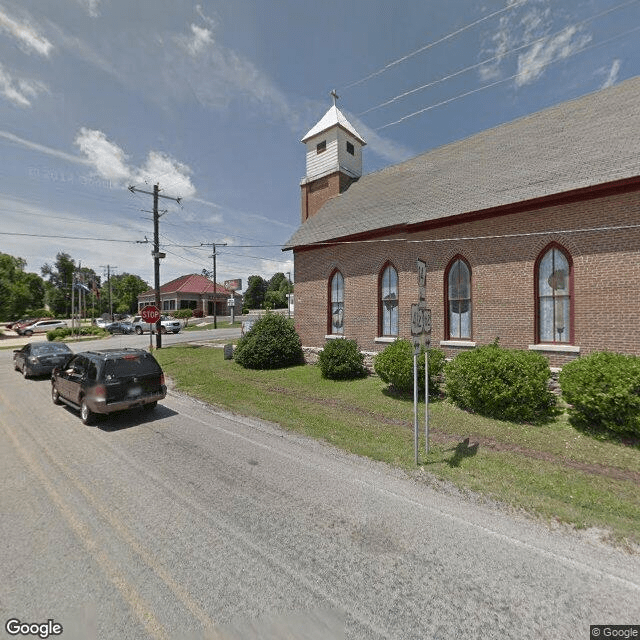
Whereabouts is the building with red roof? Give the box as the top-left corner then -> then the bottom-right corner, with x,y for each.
137,274 -> 242,317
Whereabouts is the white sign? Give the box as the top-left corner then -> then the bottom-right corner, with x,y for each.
411,304 -> 432,336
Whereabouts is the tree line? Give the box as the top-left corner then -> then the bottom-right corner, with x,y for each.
242,273 -> 293,311
0,251 -> 148,322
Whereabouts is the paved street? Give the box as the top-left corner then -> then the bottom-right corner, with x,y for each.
1,341 -> 639,639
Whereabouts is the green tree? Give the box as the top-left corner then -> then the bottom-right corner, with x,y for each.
41,253 -> 75,316
0,253 -> 46,320
110,273 -> 149,314
243,275 -> 268,310
264,272 -> 293,309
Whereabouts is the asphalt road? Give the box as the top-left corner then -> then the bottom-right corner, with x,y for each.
1,339 -> 639,639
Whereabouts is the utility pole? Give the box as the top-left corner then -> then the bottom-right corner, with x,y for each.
99,265 -> 118,320
129,184 -> 181,348
201,241 -> 227,329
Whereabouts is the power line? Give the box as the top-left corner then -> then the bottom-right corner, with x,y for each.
292,222 -> 640,249
0,230 -> 142,243
358,0 -> 639,117
375,23 -> 640,131
341,0 -> 527,90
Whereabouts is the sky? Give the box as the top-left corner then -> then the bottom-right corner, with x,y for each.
1,0 -> 638,293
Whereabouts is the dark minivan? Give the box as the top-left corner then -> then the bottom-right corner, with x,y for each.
51,348 -> 166,424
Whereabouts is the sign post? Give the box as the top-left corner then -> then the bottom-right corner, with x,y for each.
141,305 -> 161,350
411,260 -> 432,463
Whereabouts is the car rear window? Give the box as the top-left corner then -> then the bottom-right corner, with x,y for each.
33,344 -> 71,355
104,354 -> 161,378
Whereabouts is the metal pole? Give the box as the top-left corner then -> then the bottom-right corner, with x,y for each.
213,244 -> 218,329
413,353 -> 419,465
153,184 -> 162,349
425,349 -> 429,454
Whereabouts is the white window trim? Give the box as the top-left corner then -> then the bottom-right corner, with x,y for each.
375,336 -> 398,344
325,334 -> 345,340
529,344 -> 580,353
440,340 -> 477,348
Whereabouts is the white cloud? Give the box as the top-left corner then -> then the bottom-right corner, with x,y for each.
74,128 -> 131,183
601,59 -> 621,89
170,8 -> 294,123
260,258 -> 294,278
181,24 -> 214,57
479,2 -> 592,88
0,130 -> 89,164
134,151 -> 196,199
349,115 -> 415,165
0,6 -> 53,56
479,14 -> 513,81
516,25 -> 591,87
0,63 -> 48,106
74,127 -> 197,199
76,0 -> 101,18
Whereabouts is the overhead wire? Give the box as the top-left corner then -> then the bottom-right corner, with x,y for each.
358,0 -> 639,117
375,22 -> 640,130
341,0 -> 527,90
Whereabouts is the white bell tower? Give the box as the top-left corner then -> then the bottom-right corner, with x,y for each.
300,90 -> 366,222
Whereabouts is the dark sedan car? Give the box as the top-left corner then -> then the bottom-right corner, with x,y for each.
106,321 -> 134,335
13,342 -> 73,378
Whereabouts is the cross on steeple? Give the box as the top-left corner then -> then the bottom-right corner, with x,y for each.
330,89 -> 339,106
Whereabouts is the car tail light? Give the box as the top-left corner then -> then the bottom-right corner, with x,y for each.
160,374 -> 165,386
92,385 -> 107,400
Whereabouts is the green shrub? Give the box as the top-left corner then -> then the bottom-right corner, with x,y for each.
317,339 -> 368,380
173,309 -> 193,326
47,326 -> 106,341
445,342 -> 556,423
559,352 -> 640,436
374,339 -> 445,396
28,308 -> 52,318
234,313 -> 303,370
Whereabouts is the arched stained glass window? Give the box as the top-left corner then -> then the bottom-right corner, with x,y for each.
447,258 -> 471,339
330,271 -> 344,335
537,246 -> 571,343
380,264 -> 399,336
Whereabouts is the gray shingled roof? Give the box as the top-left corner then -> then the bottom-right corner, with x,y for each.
284,76 -> 640,250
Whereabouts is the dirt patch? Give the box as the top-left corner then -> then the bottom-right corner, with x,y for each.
268,385 -> 640,485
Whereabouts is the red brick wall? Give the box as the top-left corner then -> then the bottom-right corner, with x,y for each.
293,188 -> 640,367
301,172 -> 356,222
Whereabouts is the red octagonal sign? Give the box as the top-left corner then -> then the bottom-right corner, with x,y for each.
140,305 -> 161,323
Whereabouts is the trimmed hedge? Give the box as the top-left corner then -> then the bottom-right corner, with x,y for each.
234,313 -> 303,370
445,342 -> 557,423
559,351 -> 640,436
47,326 -> 106,341
317,339 -> 368,380
374,339 -> 445,396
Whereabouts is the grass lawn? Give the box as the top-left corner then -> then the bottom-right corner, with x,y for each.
154,345 -> 640,547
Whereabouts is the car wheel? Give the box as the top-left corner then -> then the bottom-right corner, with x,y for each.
160,326 -> 167,334
22,366 -> 30,379
80,398 -> 95,425
52,385 -> 62,405
23,330 -> 33,337
135,326 -> 143,335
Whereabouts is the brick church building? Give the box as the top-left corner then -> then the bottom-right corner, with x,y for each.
284,76 -> 640,366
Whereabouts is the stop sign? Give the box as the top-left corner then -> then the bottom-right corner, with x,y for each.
140,305 -> 161,323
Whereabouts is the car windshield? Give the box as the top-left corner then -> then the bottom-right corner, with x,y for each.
32,344 -> 71,355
